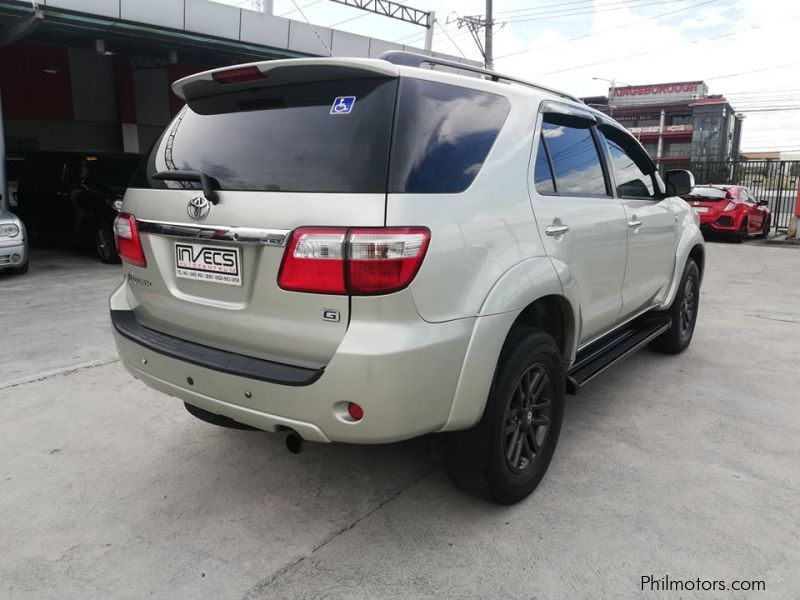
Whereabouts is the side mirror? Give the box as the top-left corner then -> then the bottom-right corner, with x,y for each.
664,170 -> 695,197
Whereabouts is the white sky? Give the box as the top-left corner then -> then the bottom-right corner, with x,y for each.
215,0 -> 800,155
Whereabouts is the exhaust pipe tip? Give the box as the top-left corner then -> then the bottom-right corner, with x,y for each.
285,431 -> 303,454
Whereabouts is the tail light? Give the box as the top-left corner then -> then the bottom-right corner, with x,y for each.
278,227 -> 430,295
114,212 -> 146,267
212,66 -> 264,84
278,228 -> 347,294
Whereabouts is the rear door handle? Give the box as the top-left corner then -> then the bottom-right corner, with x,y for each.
628,220 -> 643,229
545,224 -> 570,236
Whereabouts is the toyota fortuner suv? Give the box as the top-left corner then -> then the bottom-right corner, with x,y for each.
110,52 -> 704,505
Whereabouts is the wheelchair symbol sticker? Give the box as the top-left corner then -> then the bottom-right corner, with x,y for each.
330,96 -> 356,115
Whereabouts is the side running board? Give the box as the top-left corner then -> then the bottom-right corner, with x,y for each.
566,313 -> 672,394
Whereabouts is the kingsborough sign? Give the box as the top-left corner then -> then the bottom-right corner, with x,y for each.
609,81 -> 708,107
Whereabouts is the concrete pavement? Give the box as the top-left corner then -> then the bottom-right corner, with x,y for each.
1,242 -> 798,599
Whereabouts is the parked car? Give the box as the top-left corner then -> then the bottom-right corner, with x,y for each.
109,53 -> 704,504
682,184 -> 771,241
0,200 -> 28,274
14,151 -> 143,262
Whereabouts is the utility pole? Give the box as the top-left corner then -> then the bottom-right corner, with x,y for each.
484,0 -> 493,70
452,4 -> 495,69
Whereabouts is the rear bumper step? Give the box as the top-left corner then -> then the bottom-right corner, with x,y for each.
110,310 -> 323,386
566,313 -> 672,394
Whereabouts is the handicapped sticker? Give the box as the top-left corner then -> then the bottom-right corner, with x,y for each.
330,96 -> 356,115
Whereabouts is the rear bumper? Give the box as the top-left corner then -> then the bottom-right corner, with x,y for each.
112,310 -> 322,386
111,284 -> 475,444
699,213 -> 740,232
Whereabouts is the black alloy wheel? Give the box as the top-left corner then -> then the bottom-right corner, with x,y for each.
504,364 -> 553,474
678,274 -> 697,342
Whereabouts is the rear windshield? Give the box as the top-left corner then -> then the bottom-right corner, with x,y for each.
137,78 -> 396,193
683,186 -> 728,200
134,76 -> 509,195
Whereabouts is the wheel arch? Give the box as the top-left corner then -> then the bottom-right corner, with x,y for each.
442,257 -> 580,432
511,294 -> 577,363
660,225 -> 705,310
689,243 -> 704,281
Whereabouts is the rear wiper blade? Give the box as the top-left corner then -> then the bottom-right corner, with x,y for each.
153,170 -> 221,204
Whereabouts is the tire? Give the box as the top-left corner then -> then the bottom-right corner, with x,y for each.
183,402 -> 259,430
757,216 -> 770,239
96,224 -> 120,264
649,259 -> 700,355
735,219 -> 748,243
445,327 -> 565,505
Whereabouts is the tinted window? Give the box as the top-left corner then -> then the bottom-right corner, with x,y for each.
534,137 -> 555,194
600,132 -> 655,198
541,122 -> 607,196
389,79 -> 510,193
86,155 -> 143,189
137,78 -> 396,193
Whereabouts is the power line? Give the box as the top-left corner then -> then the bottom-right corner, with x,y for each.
494,0 -> 612,16
278,0 -> 325,17
437,19 -> 468,59
707,61 -> 800,81
495,0 -> 719,60
506,0 -> 684,23
533,15 -> 800,77
288,0 -> 333,55
397,0 -> 680,46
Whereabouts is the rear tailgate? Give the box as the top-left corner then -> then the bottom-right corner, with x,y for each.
120,61 -> 399,369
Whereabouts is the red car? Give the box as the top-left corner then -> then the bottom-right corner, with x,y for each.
682,184 -> 771,241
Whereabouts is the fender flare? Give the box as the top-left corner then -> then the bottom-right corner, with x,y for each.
659,224 -> 704,310
441,256 -> 581,432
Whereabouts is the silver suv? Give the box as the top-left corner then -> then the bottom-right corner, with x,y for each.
110,52 -> 704,504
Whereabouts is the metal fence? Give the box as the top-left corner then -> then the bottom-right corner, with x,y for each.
658,160 -> 800,234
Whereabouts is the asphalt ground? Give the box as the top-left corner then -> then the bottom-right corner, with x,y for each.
1,241 -> 798,599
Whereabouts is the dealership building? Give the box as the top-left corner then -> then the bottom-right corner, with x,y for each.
583,81 -> 744,165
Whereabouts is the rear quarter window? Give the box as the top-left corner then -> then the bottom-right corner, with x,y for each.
389,79 -> 510,194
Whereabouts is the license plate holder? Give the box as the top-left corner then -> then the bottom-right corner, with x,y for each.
693,207 -> 709,214
175,242 -> 242,286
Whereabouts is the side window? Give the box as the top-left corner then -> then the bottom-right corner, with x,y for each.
390,79 -> 510,194
534,137 -> 556,194
599,128 -> 656,199
539,121 -> 607,196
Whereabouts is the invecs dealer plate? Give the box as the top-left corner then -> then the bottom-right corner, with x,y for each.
175,242 -> 242,286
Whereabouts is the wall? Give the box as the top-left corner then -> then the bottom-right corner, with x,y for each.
0,41 -> 208,156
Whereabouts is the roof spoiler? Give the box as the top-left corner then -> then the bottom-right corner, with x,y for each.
173,57 -> 400,102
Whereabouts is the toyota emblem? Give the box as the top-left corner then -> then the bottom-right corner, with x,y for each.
187,196 -> 211,220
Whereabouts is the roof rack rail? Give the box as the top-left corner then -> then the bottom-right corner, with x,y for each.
379,50 -> 582,103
